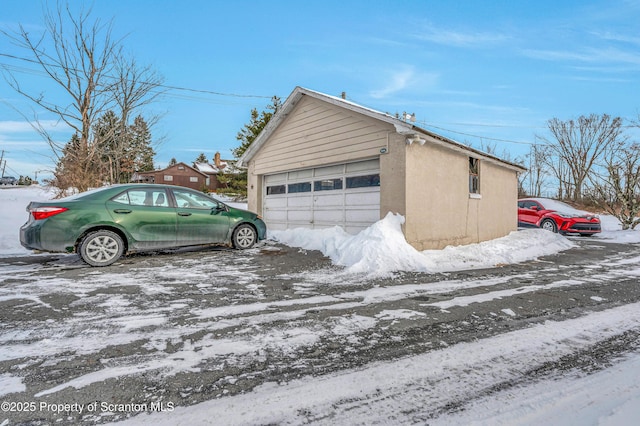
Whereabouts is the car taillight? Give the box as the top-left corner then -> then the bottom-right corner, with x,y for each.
31,207 -> 69,220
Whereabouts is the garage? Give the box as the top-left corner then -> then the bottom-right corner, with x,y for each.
263,159 -> 380,234
240,87 -> 526,250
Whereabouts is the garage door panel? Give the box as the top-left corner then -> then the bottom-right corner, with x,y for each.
263,159 -> 380,234
314,164 -> 344,177
266,222 -> 287,231
346,159 -> 379,173
345,209 -> 380,223
287,195 -> 313,208
288,209 -> 313,222
265,173 -> 286,184
264,209 -> 287,222
264,197 -> 288,208
313,209 -> 344,223
345,191 -> 379,205
313,193 -> 344,207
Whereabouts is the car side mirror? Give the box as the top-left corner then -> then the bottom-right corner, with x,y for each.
530,206 -> 538,211
211,204 -> 226,214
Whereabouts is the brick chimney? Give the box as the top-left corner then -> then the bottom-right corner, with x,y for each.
214,152 -> 221,168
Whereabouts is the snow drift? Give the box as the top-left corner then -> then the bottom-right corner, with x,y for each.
270,212 -> 576,276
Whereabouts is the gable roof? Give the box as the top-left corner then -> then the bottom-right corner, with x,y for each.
238,86 -> 526,173
147,162 -> 207,177
194,162 -> 222,174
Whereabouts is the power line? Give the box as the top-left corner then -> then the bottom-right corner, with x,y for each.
0,54 -> 273,100
420,122 -> 536,146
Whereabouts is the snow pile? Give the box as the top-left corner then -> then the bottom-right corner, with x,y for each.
270,212 -> 576,276
0,186 -> 53,255
598,215 -> 640,243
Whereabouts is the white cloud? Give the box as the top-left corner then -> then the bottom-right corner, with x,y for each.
369,69 -> 413,99
522,46 -> 640,67
0,120 -> 62,133
369,67 -> 438,99
592,31 -> 640,46
413,26 -> 509,48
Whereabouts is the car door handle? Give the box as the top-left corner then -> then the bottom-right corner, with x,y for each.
178,212 -> 192,216
113,209 -> 132,214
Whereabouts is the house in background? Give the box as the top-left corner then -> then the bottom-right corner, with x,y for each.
193,152 -> 232,192
134,162 -> 208,191
238,86 -> 527,250
134,152 -> 234,192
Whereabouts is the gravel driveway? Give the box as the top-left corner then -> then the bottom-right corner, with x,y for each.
1,238 -> 640,424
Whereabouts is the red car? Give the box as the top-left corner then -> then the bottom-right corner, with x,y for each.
518,198 -> 601,236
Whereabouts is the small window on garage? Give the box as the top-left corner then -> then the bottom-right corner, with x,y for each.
266,185 -> 286,195
288,182 -> 312,193
190,176 -> 199,183
164,175 -> 173,182
346,174 -> 380,189
469,157 -> 480,194
314,178 -> 343,191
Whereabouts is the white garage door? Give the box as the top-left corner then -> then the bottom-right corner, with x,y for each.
263,159 -> 380,234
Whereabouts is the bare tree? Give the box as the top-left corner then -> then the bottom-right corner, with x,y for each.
1,2 -> 162,192
538,114 -> 624,201
97,56 -> 164,184
524,143 -> 549,197
589,141 -> 640,229
539,143 -> 572,199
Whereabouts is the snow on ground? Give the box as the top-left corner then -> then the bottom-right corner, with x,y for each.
3,185 -> 638,270
2,185 -> 579,275
270,213 -> 576,275
119,302 -> 640,426
3,185 -> 640,425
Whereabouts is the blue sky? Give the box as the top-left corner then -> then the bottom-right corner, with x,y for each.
1,0 -> 639,181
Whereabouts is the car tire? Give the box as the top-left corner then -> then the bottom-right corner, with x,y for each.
540,219 -> 558,233
78,230 -> 124,267
232,224 -> 257,249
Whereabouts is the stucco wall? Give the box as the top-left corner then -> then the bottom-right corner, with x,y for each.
379,133 -> 407,219
402,140 -> 519,250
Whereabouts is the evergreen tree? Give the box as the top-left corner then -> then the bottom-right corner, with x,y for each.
129,115 -> 155,174
232,96 -> 281,159
195,152 -> 208,163
222,96 -> 281,200
91,112 -> 155,183
51,134 -> 89,195
168,158 -> 178,166
93,110 -> 123,184
215,161 -> 248,200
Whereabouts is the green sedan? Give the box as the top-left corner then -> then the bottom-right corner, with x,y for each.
20,184 -> 267,267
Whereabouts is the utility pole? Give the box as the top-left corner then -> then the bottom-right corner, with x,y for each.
0,150 -> 4,176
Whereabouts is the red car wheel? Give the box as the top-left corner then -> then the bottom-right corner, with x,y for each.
540,219 -> 558,233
